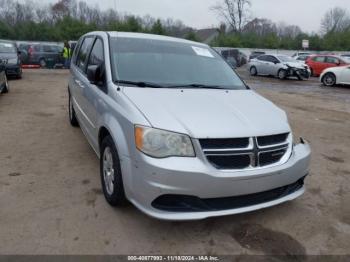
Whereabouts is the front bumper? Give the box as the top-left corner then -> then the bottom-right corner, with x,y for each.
5,64 -> 21,76
121,142 -> 311,220
286,67 -> 310,79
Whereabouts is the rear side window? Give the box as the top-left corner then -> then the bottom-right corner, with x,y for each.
88,39 -> 104,66
43,45 -> 50,52
34,45 -> 41,52
257,55 -> 268,61
312,56 -> 325,63
266,56 -> 279,63
325,56 -> 339,64
76,37 -> 94,72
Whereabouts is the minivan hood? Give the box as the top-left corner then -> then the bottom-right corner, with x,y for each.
123,88 -> 290,138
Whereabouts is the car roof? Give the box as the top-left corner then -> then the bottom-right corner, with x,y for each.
84,31 -> 208,47
309,54 -> 343,59
0,39 -> 15,45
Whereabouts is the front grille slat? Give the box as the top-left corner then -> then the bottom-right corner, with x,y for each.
257,133 -> 289,147
200,133 -> 290,170
207,154 -> 252,169
200,138 -> 250,150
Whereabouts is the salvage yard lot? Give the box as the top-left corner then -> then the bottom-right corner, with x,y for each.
0,69 -> 349,255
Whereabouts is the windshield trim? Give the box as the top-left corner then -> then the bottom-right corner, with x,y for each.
108,34 -> 249,90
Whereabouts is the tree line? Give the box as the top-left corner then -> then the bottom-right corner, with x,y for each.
0,0 -> 349,51
211,0 -> 350,51
0,0 -> 193,42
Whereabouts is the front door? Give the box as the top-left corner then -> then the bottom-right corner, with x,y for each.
70,36 -> 95,141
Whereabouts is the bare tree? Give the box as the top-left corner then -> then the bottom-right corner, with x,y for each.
321,7 -> 350,34
277,22 -> 302,38
211,0 -> 251,33
244,18 -> 277,36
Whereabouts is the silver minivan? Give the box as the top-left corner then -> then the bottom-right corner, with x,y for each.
68,32 -> 311,220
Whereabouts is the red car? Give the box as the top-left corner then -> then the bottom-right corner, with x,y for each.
306,55 -> 350,76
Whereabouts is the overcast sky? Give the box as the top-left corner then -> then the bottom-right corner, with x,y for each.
29,0 -> 350,33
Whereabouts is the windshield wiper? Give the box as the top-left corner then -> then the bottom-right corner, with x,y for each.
117,80 -> 163,88
166,84 -> 226,89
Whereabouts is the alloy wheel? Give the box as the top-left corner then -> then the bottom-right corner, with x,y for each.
103,147 -> 115,195
323,74 -> 335,86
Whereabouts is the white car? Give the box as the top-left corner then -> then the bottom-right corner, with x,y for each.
320,65 -> 350,86
249,54 -> 311,80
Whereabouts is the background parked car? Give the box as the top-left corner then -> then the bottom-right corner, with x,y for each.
292,52 -> 311,58
294,54 -> 311,62
21,43 -> 64,68
320,64 -> 350,86
249,51 -> 265,61
220,48 -> 247,68
0,59 -> 9,94
0,40 -> 22,78
305,55 -> 350,76
249,54 -> 310,80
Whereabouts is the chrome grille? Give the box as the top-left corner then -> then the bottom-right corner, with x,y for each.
200,134 -> 291,170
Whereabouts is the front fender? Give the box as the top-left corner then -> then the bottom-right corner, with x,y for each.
98,114 -> 131,159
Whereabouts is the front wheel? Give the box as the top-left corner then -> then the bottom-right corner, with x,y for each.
250,66 -> 258,76
1,74 -> 9,93
322,73 -> 336,87
100,136 -> 127,207
278,69 -> 287,80
39,58 -> 46,68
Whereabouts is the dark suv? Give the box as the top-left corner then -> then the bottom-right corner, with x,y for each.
22,43 -> 63,67
0,40 -> 22,78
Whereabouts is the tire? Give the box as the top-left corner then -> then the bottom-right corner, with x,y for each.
16,68 -> 22,79
310,68 -> 314,77
278,69 -> 287,80
68,92 -> 79,127
250,66 -> 258,76
1,74 -> 9,94
100,136 -> 127,207
322,73 -> 336,87
39,58 -> 46,68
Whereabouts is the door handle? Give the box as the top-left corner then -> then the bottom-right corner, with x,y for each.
75,79 -> 84,88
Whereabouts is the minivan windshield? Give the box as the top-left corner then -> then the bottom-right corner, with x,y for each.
110,37 -> 246,89
0,42 -> 16,53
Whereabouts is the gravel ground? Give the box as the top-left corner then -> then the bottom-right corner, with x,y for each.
0,69 -> 349,256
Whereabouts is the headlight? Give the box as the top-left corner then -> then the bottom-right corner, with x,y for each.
7,58 -> 18,64
135,125 -> 195,158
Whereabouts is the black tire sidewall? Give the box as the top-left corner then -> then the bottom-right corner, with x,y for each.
40,59 -> 46,68
100,136 -> 127,206
2,75 -> 9,93
68,92 -> 79,127
323,73 -> 336,86
278,69 -> 286,80
250,66 -> 257,76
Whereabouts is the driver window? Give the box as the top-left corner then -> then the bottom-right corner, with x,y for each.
88,39 -> 104,66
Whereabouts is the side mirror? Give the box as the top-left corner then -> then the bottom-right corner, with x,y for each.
87,64 -> 104,85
